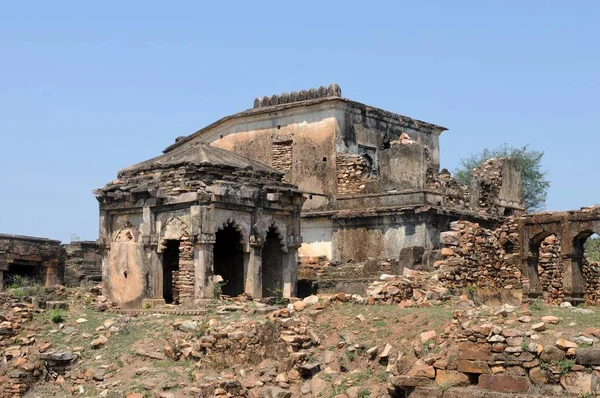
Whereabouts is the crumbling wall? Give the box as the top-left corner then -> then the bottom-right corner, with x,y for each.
0,234 -> 65,290
426,168 -> 470,209
584,259 -> 600,305
536,234 -> 564,304
436,219 -> 522,291
336,153 -> 369,195
174,239 -> 194,302
470,157 -> 524,216
271,140 -> 292,182
63,241 -> 101,287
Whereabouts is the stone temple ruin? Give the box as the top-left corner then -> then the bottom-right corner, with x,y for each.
91,83 -> 530,307
94,144 -> 304,308
3,84 -> 600,313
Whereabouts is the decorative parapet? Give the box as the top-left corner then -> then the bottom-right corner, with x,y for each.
253,83 -> 342,109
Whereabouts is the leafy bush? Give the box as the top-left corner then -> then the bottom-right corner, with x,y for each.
49,309 -> 65,323
585,236 -> 600,263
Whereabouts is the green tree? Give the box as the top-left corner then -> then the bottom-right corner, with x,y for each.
585,235 -> 600,263
454,144 -> 550,212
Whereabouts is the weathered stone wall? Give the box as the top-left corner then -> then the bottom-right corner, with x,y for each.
436,219 -> 522,291
0,234 -> 65,290
426,168 -> 470,209
470,157 -> 524,216
271,140 -> 292,181
536,234 -> 564,304
335,153 -> 369,195
63,241 -> 101,287
583,258 -> 600,305
173,238 -> 194,302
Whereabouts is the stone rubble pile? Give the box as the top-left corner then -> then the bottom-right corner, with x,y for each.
0,288 -> 75,398
390,303 -> 600,397
158,298 -> 326,397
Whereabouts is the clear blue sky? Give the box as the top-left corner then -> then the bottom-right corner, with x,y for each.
1,1 -> 599,242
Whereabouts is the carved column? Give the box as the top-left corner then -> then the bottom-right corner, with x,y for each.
247,234 -> 264,298
194,233 -> 215,299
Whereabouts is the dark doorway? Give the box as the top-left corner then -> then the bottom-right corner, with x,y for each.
262,227 -> 283,297
213,226 -> 244,297
162,240 -> 180,304
5,263 -> 43,288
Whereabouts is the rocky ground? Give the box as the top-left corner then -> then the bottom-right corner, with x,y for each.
2,279 -> 600,397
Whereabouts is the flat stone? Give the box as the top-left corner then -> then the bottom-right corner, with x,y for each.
528,366 -> 549,385
561,372 -> 595,396
531,322 -> 545,331
556,338 -> 578,350
435,370 -> 470,387
420,330 -> 436,344
390,375 -> 431,387
91,335 -> 108,349
478,374 -> 530,393
293,301 -> 307,312
540,345 -> 565,362
541,315 -> 560,324
40,351 -> 77,362
456,360 -> 490,374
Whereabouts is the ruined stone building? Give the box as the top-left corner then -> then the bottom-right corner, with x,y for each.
162,83 -> 524,263
95,144 -> 304,308
0,234 -> 64,290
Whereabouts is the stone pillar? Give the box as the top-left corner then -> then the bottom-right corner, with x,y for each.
0,271 -> 4,291
283,236 -> 302,298
247,235 -> 264,298
194,234 -> 215,299
44,260 -> 59,287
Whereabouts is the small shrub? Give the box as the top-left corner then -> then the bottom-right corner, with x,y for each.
466,285 -> 477,297
358,389 -> 371,398
269,288 -> 286,305
144,302 -> 152,309
212,280 -> 227,299
50,309 -> 65,323
556,359 -> 574,375
345,351 -> 355,361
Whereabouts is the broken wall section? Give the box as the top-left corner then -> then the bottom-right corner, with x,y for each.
336,153 -> 370,195
64,241 -> 102,287
0,234 -> 65,290
436,220 -> 522,293
470,157 -> 524,216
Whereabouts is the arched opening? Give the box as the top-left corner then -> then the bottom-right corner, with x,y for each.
583,233 -> 600,304
571,230 -> 598,304
213,225 -> 244,297
162,240 -> 180,304
262,226 -> 284,297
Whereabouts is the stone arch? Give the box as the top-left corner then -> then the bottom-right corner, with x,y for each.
525,231 -> 557,299
216,218 -> 248,251
113,227 -> 141,243
161,216 -> 189,242
254,218 -> 287,253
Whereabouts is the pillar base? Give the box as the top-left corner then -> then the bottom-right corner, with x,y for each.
141,298 -> 166,309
